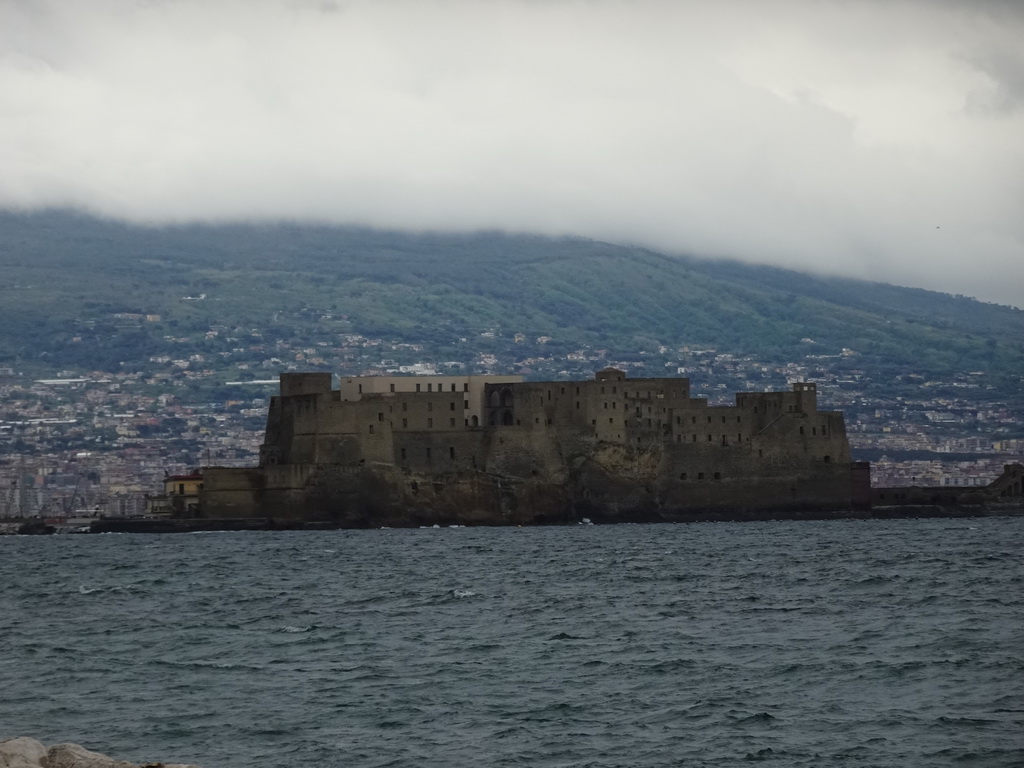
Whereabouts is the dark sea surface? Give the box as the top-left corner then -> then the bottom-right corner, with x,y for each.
2,517 -> 1022,768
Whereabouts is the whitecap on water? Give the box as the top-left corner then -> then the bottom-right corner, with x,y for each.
450,589 -> 476,599
282,625 -> 312,633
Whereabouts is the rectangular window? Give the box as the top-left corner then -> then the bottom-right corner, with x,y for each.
428,418 -> 433,428
369,425 -> 374,434
450,418 -> 455,427
402,418 -> 407,428
451,383 -> 456,392
450,402 -> 455,411
402,402 -> 407,411
426,447 -> 431,459
390,383 -> 395,393
428,383 -> 433,392
428,403 -> 433,411
464,383 -> 469,392
400,448 -> 406,459
416,383 -> 421,392
464,400 -> 469,409
449,447 -> 455,458
378,412 -> 384,421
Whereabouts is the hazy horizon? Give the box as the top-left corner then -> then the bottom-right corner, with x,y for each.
2,0 -> 1022,307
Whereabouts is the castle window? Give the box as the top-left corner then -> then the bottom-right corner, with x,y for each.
390,383 -> 395,393
369,425 -> 374,434
450,418 -> 455,427
612,387 -> 616,394
426,448 -> 431,459
400,448 -> 406,459
402,402 -> 407,411
707,416 -> 711,423
428,418 -> 433,427
692,417 -> 696,424
714,472 -> 721,480
722,416 -> 726,424
428,383 -> 433,392
592,420 -> 597,426
612,402 -> 616,409
548,419 -> 553,425
560,387 -> 565,395
754,407 -> 758,414
737,416 -> 741,423
609,418 -> 614,424
416,383 -> 421,392
823,455 -> 832,463
604,402 -> 608,409
450,447 -> 455,458
464,400 -> 469,409
676,435 -> 681,442
428,403 -> 433,412
450,402 -> 456,411
707,434 -> 712,441
402,418 -> 407,428
812,427 -> 817,435
451,383 -> 456,392
576,402 -> 580,409
464,383 -> 469,392
800,426 -> 805,434
692,435 -> 697,442
680,472 -> 687,480
601,386 -> 605,394
358,384 -> 362,393
547,390 -> 551,400
535,418 -> 540,424
737,433 -> 742,442
378,412 -> 384,422
698,472 -> 705,480
576,387 -> 580,395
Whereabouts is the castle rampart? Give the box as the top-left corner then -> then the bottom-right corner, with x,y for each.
202,370 -> 860,526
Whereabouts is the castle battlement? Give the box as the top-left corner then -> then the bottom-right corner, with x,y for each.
203,370 -> 858,526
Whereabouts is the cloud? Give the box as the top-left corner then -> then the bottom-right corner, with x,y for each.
1,0 -> 1022,306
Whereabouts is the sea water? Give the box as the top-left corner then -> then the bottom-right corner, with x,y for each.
2,517 -> 1022,768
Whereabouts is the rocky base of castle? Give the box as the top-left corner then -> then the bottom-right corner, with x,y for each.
0,738 -> 201,768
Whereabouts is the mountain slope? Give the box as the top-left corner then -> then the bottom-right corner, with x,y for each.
0,210 -> 1021,383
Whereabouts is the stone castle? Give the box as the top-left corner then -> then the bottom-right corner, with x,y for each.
200,369 -> 871,526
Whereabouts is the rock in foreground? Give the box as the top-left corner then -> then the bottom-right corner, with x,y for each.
0,738 -> 201,768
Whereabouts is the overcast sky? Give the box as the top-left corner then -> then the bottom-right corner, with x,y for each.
2,0 -> 1022,307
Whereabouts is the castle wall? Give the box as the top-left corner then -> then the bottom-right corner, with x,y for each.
207,370 -> 859,524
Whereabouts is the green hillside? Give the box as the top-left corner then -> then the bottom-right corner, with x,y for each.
1,210 -> 1021,388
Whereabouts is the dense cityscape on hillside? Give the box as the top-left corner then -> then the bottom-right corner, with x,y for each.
1,323 -> 1021,519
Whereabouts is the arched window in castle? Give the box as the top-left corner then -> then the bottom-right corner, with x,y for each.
501,389 -> 514,408
490,390 -> 501,408
823,455 -> 832,463
502,409 -> 513,426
